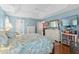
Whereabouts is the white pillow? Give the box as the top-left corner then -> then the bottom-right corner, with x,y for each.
7,31 -> 15,39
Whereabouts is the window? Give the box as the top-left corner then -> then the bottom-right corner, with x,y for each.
49,21 -> 58,28
5,16 -> 13,31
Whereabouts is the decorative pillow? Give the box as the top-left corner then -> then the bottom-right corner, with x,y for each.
7,31 -> 15,39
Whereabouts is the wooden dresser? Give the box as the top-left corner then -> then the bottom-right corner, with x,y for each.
54,41 -> 71,54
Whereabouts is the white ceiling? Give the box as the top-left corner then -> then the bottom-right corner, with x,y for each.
0,4 -> 79,19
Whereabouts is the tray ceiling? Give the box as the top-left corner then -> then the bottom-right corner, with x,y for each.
0,4 -> 79,19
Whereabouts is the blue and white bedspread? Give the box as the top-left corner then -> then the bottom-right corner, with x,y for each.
0,33 -> 53,54
20,37 -> 53,54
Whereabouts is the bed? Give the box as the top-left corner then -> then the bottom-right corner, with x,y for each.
0,32 -> 53,54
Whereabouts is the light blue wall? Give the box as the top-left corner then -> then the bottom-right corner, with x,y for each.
0,7 -> 39,33
9,16 -> 39,33
44,7 -> 79,31
24,18 -> 38,33
44,7 -> 79,35
44,7 -> 79,20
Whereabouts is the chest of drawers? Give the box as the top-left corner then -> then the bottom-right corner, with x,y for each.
54,42 -> 71,54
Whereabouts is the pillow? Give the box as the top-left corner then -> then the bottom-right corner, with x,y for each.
7,31 -> 15,39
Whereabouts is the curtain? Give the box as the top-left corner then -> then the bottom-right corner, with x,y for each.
9,17 -> 16,32
0,17 -> 4,31
0,7 -> 6,31
9,17 -> 25,34
16,19 -> 25,34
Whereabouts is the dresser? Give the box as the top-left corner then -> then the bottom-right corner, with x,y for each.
54,41 -> 71,54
